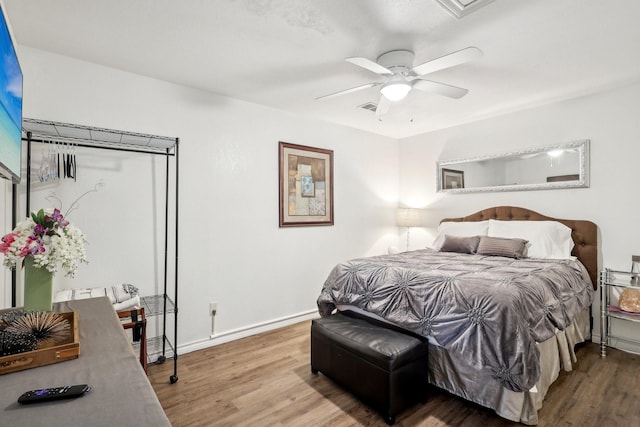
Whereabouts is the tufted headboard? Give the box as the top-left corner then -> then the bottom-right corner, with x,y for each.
441,206 -> 598,289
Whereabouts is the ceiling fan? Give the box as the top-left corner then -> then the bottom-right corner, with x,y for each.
316,47 -> 483,116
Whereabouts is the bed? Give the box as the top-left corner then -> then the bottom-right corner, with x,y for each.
317,206 -> 597,425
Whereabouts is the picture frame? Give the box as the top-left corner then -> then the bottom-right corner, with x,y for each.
442,168 -> 464,190
546,174 -> 579,182
279,141 -> 334,227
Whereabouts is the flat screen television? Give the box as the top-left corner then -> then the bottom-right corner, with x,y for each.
0,2 -> 22,184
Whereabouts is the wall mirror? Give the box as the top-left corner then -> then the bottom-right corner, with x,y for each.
436,140 -> 589,193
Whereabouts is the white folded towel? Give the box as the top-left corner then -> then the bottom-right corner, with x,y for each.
113,295 -> 141,311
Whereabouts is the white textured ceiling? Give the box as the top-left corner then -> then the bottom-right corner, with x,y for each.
4,0 -> 640,139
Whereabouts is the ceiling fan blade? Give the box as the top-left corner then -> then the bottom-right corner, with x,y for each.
375,95 -> 391,117
315,82 -> 380,100
346,57 -> 393,75
412,79 -> 469,99
412,46 -> 483,75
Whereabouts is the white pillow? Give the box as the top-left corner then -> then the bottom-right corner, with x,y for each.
487,219 -> 574,259
432,220 -> 489,250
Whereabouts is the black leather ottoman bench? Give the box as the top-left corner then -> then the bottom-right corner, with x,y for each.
311,311 -> 428,425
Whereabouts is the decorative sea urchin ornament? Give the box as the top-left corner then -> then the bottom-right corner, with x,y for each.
5,311 -> 71,347
0,309 -> 27,329
0,330 -> 38,356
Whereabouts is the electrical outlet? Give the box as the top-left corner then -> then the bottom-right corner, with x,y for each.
209,302 -> 218,317
210,302 -> 218,336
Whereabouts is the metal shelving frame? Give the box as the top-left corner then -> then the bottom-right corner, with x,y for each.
18,118 -> 180,384
599,268 -> 640,358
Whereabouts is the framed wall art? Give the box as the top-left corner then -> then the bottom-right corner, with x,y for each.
279,141 -> 334,227
441,168 -> 465,190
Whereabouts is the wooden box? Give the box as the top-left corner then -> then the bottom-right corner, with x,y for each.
0,311 -> 80,375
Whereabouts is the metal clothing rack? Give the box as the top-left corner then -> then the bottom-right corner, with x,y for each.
18,118 -> 180,384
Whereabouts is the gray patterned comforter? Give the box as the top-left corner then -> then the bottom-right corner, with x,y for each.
317,249 -> 594,392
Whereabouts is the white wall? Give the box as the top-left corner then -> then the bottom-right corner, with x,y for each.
399,80 -> 640,351
6,45 -> 639,354
1,46 -> 400,352
0,179 -> 12,308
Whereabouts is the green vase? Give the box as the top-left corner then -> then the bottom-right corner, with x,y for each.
24,256 -> 54,312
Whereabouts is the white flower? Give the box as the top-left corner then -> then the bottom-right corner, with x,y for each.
0,208 -> 87,277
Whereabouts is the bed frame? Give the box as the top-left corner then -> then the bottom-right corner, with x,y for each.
434,206 -> 597,424
441,206 -> 598,289
323,206 -> 596,424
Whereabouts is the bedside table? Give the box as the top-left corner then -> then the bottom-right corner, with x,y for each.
600,268 -> 640,357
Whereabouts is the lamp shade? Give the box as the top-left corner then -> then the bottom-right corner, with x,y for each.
396,208 -> 422,227
381,81 -> 412,101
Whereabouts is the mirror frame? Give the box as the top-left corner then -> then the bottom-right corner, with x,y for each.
436,140 -> 590,194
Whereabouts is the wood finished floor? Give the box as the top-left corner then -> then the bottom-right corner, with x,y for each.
148,320 -> 640,426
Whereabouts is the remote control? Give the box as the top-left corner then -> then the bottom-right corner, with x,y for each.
18,384 -> 91,404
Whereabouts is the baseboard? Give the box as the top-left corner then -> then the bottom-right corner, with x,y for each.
178,309 -> 320,355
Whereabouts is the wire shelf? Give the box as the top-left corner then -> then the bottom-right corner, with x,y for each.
140,294 -> 175,317
133,336 -> 175,365
21,117 -> 180,383
22,118 -> 177,154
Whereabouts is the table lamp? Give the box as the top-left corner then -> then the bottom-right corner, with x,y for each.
396,208 -> 422,251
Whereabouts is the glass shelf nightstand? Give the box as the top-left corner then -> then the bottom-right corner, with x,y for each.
600,268 -> 640,357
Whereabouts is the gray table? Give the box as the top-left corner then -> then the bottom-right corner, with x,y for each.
0,297 -> 171,426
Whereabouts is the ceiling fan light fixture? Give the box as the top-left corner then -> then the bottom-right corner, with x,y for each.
380,81 -> 411,101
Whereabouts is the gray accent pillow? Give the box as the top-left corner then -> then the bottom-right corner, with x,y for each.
439,235 -> 481,254
477,236 -> 528,259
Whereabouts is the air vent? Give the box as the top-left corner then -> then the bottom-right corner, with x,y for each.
435,0 -> 495,18
358,102 -> 378,112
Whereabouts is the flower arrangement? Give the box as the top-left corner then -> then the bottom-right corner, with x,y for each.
0,208 -> 87,277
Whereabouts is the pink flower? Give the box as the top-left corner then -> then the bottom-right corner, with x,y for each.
48,208 -> 69,228
0,232 -> 17,254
